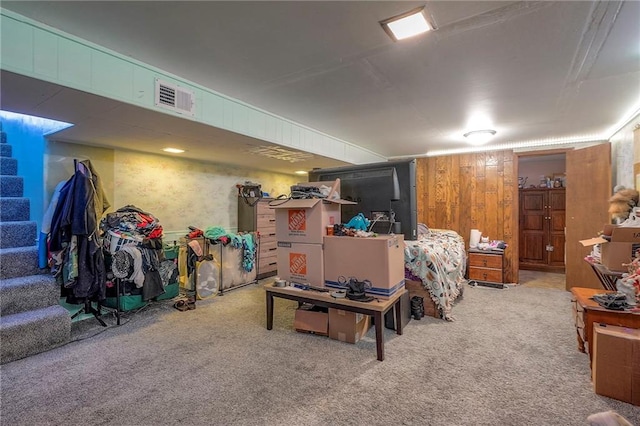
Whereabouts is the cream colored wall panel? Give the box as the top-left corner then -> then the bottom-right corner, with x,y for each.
249,108 -> 266,140
290,126 -> 302,149
58,38 -> 91,89
91,53 -> 134,101
1,15 -> 34,72
232,102 -> 250,134
33,28 -> 58,79
282,121 -> 293,146
222,99 -> 234,130
201,94 -> 225,128
265,115 -> 278,142
132,67 -> 155,107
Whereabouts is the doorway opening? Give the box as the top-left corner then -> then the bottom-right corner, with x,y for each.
517,151 -> 568,289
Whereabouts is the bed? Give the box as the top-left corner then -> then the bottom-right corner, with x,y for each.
403,228 -> 467,320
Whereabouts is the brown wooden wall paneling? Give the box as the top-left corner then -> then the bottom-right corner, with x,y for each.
417,150 -> 518,284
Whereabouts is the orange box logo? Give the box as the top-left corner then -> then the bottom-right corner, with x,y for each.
288,209 -> 306,231
289,253 -> 307,275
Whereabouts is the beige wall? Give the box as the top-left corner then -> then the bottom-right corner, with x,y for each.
45,142 -> 299,240
609,114 -> 640,190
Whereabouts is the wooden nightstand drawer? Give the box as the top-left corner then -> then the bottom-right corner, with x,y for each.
469,267 -> 503,283
469,253 -> 502,269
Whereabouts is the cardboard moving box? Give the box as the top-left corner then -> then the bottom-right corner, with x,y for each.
328,308 -> 371,343
579,225 -> 640,272
324,235 -> 405,299
294,304 -> 329,336
276,242 -> 324,287
272,197 -> 355,244
592,323 -> 640,406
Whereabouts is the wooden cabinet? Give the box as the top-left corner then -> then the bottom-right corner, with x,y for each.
519,188 -> 566,272
237,197 -> 277,279
468,250 -> 505,285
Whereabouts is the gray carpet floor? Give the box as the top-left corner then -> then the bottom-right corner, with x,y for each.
1,281 -> 638,426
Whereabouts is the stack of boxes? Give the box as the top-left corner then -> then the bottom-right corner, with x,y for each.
272,182 -> 406,343
272,193 -> 350,287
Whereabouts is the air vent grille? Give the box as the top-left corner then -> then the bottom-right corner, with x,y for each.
154,79 -> 195,116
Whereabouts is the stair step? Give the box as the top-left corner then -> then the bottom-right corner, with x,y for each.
0,197 -> 30,221
0,176 -> 23,197
0,221 -> 37,248
0,305 -> 71,364
0,144 -> 11,157
0,246 -> 41,279
0,274 -> 59,316
0,157 -> 17,175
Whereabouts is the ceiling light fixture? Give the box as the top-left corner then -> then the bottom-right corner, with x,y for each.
294,170 -> 308,175
463,129 -> 497,145
163,147 -> 185,154
380,7 -> 432,41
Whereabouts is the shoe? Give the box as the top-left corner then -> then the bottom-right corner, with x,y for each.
173,298 -> 196,311
411,296 -> 424,320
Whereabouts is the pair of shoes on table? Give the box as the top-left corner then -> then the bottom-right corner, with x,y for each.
173,298 -> 196,311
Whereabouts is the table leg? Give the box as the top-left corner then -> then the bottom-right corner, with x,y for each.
374,311 -> 384,361
266,291 -> 274,330
394,299 -> 403,335
576,330 -> 585,353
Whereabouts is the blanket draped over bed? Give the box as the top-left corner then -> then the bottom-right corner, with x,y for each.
404,229 -> 467,320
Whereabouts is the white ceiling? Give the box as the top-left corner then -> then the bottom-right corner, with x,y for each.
1,1 -> 639,174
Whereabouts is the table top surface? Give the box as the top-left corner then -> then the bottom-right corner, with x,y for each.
266,284 -> 405,312
571,287 -> 639,315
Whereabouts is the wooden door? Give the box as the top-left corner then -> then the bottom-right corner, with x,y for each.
548,189 -> 566,268
565,144 -> 611,290
520,190 -> 547,266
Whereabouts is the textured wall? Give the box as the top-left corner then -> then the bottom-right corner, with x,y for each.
44,142 -> 298,240
112,150 -> 298,238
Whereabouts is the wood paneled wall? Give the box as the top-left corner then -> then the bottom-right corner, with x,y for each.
416,151 -> 518,283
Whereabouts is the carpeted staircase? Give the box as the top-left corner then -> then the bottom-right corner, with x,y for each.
0,123 -> 71,364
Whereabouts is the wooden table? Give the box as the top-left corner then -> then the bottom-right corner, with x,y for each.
570,287 -> 640,364
266,284 -> 406,361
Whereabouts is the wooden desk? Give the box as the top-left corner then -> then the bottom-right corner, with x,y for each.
266,284 -> 406,361
570,287 -> 640,364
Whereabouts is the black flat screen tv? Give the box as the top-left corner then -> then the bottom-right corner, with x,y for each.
308,159 -> 417,241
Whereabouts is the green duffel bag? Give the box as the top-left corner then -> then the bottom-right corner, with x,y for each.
103,294 -> 148,312
155,282 -> 180,301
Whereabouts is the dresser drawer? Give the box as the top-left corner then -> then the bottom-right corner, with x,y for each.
259,254 -> 278,271
260,240 -> 278,255
257,215 -> 276,229
469,253 -> 502,269
469,267 -> 503,283
257,201 -> 274,215
257,226 -> 276,238
259,262 -> 278,275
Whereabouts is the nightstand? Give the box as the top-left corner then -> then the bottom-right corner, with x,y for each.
468,249 -> 506,288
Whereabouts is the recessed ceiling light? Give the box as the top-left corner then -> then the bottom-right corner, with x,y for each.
380,7 -> 431,42
163,147 -> 185,154
294,170 -> 308,175
463,129 -> 497,145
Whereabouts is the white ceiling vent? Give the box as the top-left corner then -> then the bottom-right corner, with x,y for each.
154,78 -> 195,116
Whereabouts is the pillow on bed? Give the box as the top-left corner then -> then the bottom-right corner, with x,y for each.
417,223 -> 429,238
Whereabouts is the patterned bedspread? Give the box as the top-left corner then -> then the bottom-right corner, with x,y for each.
404,229 -> 467,320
